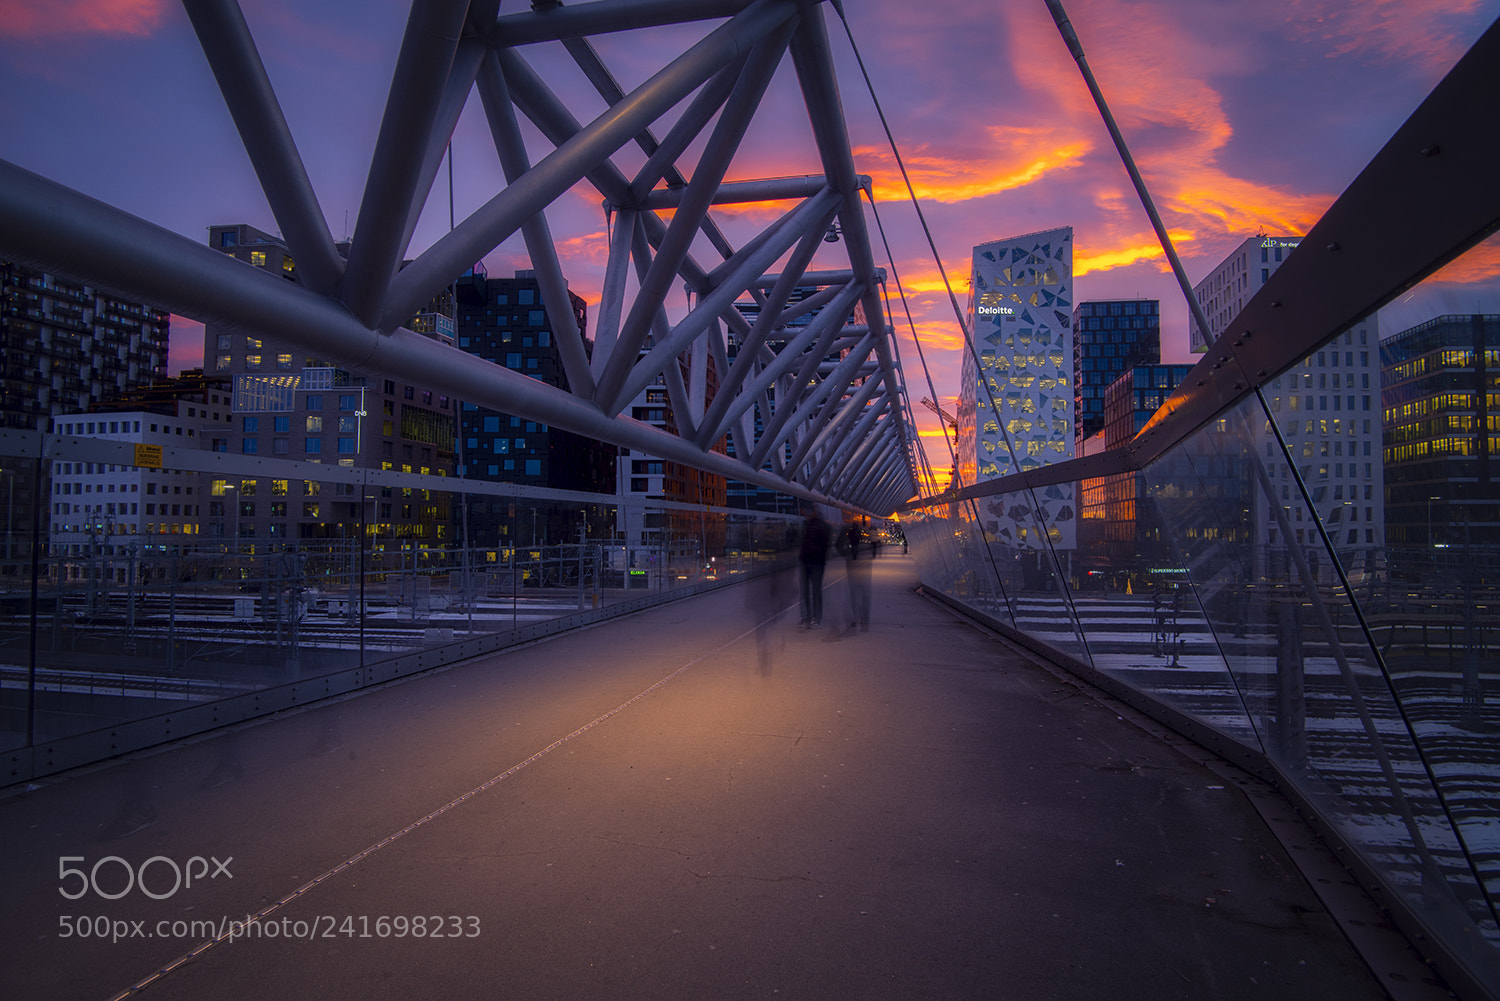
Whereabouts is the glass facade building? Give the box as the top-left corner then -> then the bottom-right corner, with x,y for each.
1073,298 -> 1160,444
453,268 -> 616,545
959,227 -> 1075,548
1382,313 -> 1500,549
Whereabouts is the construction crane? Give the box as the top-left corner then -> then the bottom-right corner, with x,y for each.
920,397 -> 959,447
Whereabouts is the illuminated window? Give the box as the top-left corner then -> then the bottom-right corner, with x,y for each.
215,354 -> 232,371
245,354 -> 262,370
276,353 -> 293,370
250,250 -> 267,267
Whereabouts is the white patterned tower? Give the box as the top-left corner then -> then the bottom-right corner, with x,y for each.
958,227 -> 1075,548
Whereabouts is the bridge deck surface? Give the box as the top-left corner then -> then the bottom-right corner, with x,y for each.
1,556 -> 1400,1000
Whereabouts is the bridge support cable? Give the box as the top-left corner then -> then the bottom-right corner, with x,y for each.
832,6 -> 1020,616
829,0 -> 1072,540
1044,0 -> 1463,894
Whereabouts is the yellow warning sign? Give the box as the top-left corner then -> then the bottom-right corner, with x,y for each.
133,443 -> 162,469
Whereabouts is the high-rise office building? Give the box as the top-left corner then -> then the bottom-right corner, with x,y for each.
1190,236 -> 1383,578
958,227 -> 1074,548
452,267 -> 615,545
203,224 -> 457,549
1255,324 -> 1382,576
1073,299 -> 1160,445
1189,234 -> 1301,353
1381,313 -> 1500,549
2,260 -> 170,559
2,261 -> 170,430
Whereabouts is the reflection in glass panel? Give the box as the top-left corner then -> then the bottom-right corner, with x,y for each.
3,433 -> 808,771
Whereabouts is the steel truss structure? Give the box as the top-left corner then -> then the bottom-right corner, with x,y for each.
0,0 -> 917,515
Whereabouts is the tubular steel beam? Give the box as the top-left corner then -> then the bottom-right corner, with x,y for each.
638,174 -> 844,210
699,275 -> 857,450
593,22 -> 797,411
813,394 -> 889,490
342,0 -> 470,327
563,33 -> 741,263
384,0 -> 799,332
603,188 -> 840,415
181,0 -> 343,297
752,330 -> 876,468
628,56 -> 748,205
708,281 -> 858,449
398,39 -> 487,264
477,52 -> 596,397
788,12 -> 911,468
590,207 -> 638,382
486,0 -> 758,47
0,0 -> 921,515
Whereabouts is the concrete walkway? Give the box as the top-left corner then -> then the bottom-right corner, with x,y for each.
1,556 -> 1407,1000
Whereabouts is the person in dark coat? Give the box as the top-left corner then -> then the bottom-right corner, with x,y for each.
799,508 -> 831,627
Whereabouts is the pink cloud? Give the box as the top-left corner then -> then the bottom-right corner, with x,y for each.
1272,0 -> 1488,71
0,0 -> 166,39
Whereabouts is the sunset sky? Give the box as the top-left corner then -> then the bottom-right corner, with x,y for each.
3,0 -> 1498,488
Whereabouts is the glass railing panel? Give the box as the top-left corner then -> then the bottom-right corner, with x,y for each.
907,486 -> 1087,653
1367,260 -> 1500,965
982,485 -> 1086,662
1125,417 -> 1264,746
1066,459 -> 1250,737
2,428 -> 811,766
1156,390 -> 1495,964
900,506 -> 957,594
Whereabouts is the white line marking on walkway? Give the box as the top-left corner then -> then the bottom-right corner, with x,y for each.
105,613 -> 772,1000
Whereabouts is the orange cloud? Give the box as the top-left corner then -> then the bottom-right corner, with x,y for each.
1075,234 -> 1191,276
0,0 -> 165,39
1425,240 -> 1500,286
893,261 -> 963,297
855,127 -> 1092,204
896,317 -> 968,354
1155,174 -> 1330,238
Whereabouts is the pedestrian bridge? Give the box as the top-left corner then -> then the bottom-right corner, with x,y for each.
1,2 -> 1498,998
0,553 -> 1446,1001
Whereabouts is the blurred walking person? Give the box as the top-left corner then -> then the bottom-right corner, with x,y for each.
840,518 -> 872,632
750,526 -> 792,674
799,507 -> 831,628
